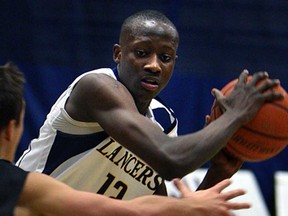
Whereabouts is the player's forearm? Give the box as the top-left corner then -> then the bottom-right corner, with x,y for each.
126,195 -> 195,216
156,110 -> 243,179
69,194 -> 193,216
104,106 -> 243,180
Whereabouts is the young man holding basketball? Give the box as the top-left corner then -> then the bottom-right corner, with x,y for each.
0,62 -> 251,216
17,9 -> 283,199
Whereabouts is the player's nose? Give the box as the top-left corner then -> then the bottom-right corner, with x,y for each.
144,54 -> 161,73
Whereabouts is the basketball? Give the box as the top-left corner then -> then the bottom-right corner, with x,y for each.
210,76 -> 288,162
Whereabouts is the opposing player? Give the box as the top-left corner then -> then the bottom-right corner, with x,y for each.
0,62 -> 251,216
17,10 -> 283,199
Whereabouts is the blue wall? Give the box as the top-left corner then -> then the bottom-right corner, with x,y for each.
1,1 -> 288,215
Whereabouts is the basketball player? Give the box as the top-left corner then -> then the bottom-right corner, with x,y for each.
0,62 -> 251,216
17,10 -> 283,199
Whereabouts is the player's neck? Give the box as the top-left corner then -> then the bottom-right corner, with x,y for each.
0,144 -> 14,163
135,101 -> 150,115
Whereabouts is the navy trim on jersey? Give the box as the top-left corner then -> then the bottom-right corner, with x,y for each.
17,144 -> 32,167
154,96 -> 178,134
152,107 -> 177,134
43,131 -> 109,175
164,117 -> 177,134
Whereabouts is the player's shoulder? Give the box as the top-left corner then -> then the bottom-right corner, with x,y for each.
80,68 -> 116,80
74,68 -> 117,87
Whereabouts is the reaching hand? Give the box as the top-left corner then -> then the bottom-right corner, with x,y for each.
173,178 -> 251,216
212,70 -> 284,126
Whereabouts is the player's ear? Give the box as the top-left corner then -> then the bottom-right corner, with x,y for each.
113,44 -> 122,64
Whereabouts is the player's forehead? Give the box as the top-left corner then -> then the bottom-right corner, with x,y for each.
123,20 -> 178,47
136,20 -> 176,37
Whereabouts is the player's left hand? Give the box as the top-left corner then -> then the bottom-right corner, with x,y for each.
210,148 -> 243,177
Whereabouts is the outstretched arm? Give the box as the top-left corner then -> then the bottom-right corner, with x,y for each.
16,172 -> 172,216
16,172 -> 249,216
66,70 -> 283,180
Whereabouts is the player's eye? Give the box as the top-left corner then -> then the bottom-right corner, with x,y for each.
136,50 -> 147,57
160,54 -> 172,63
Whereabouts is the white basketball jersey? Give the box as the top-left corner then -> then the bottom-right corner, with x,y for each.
17,68 -> 178,199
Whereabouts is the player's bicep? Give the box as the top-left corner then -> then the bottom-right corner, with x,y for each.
76,74 -> 158,142
66,73 -> 138,122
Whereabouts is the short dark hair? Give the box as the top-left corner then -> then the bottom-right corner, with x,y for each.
119,10 -> 179,44
0,62 -> 25,130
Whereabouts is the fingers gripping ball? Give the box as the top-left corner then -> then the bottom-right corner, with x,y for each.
210,77 -> 288,162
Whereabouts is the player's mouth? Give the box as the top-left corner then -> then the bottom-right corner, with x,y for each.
141,77 -> 160,91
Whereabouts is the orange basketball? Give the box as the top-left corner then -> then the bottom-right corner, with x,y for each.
210,76 -> 288,162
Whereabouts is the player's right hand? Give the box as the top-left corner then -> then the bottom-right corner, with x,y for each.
211,69 -> 284,126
